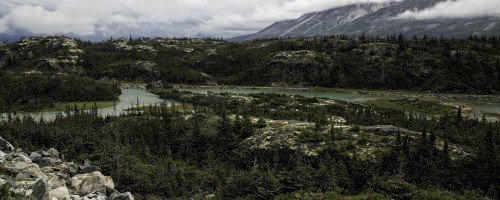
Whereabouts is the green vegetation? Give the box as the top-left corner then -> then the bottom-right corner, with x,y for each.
0,183 -> 35,199
0,72 -> 121,112
36,100 -> 120,112
0,90 -> 498,199
274,191 -> 387,200
1,35 -> 499,199
369,98 -> 456,115
1,35 -> 500,94
123,103 -> 194,112
149,88 -> 192,99
0,184 -> 11,199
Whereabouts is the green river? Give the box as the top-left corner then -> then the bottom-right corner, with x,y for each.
181,88 -> 500,121
1,87 -> 499,121
0,89 -> 169,121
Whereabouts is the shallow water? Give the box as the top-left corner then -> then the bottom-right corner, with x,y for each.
468,102 -> 500,121
182,88 -> 500,121
3,88 -> 499,122
182,88 -> 391,102
0,89 -> 170,121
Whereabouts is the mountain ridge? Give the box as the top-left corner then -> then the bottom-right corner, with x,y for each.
230,0 -> 500,41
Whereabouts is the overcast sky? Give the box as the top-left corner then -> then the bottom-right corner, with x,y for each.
0,0 -> 499,40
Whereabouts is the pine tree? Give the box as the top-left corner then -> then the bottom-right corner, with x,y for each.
315,117 -> 323,132
402,136 -> 410,159
233,114 -> 242,136
191,113 -> 202,148
73,103 -> 79,114
241,114 -> 254,139
428,130 -> 436,160
456,106 -> 462,128
218,108 -> 230,138
443,135 -> 451,168
256,117 -> 266,128
216,107 -> 236,158
329,124 -> 336,151
396,128 -> 402,149
482,125 -> 498,167
397,152 -> 408,178
336,159 -> 353,193
256,170 -> 281,199
316,156 -> 338,192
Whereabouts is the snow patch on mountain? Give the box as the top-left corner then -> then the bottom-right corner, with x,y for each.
231,0 -> 500,41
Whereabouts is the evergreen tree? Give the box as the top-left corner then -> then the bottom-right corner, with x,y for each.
256,117 -> 266,128
456,107 -> 462,128
336,159 -> 353,193
442,135 -> 451,168
241,114 -> 254,139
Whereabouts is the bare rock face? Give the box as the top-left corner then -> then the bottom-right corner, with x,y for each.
30,152 -> 42,160
31,179 -> 50,200
0,139 -> 134,200
11,152 -> 32,164
0,136 -> 14,151
33,157 -> 62,168
110,191 -> 135,200
48,186 -> 71,199
71,171 -> 114,196
0,150 -> 6,164
46,148 -> 60,158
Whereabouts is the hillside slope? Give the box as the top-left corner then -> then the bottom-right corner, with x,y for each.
231,0 -> 500,41
1,36 -> 499,94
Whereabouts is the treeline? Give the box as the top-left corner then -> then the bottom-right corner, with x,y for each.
2,35 -> 499,94
0,72 -> 121,112
0,91 -> 498,199
213,34 -> 500,94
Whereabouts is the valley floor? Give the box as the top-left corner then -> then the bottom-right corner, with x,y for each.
0,85 -> 498,199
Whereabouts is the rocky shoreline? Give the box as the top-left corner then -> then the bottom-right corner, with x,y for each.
0,137 -> 133,200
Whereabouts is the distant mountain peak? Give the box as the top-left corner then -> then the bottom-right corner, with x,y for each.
231,0 -> 499,41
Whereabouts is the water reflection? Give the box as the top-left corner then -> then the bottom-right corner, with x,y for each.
0,89 -> 171,121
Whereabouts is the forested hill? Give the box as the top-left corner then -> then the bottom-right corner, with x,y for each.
1,35 -> 499,94
0,36 -> 499,200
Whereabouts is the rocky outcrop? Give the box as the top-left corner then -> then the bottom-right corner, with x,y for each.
0,136 -> 133,200
241,119 -> 329,157
49,186 -> 71,199
0,136 -> 14,152
263,50 -> 330,86
31,179 -> 50,199
240,118 -> 475,163
109,191 -> 134,200
363,125 -> 421,137
71,171 -> 114,196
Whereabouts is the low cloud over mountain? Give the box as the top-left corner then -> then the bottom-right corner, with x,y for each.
232,0 -> 500,41
397,0 -> 500,20
0,0 -> 498,41
0,0 -> 397,39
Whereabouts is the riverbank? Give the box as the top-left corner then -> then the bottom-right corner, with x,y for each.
178,85 -> 500,121
367,98 -> 457,116
1,88 -> 168,121
176,85 -> 500,103
35,101 -> 121,112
